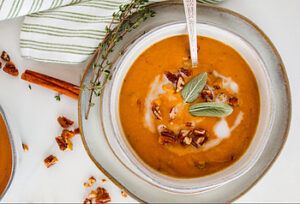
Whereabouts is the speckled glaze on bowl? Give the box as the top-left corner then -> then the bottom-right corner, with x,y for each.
78,1 -> 291,202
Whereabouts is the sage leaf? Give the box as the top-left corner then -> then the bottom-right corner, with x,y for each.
189,102 -> 233,117
181,72 -> 207,103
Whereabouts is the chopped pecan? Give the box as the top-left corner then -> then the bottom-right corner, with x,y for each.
22,143 -> 29,152
88,190 -> 98,199
191,129 -> 208,148
55,136 -> 73,151
95,187 -> 111,204
83,198 -> 92,204
1,51 -> 10,61
61,129 -> 75,139
101,179 -> 106,183
57,116 -> 74,128
215,93 -> 228,103
179,68 -> 192,77
3,62 -> 18,77
178,129 -> 192,145
175,75 -> 185,92
165,71 -> 178,84
201,86 -> 214,102
169,106 -> 178,120
44,155 -> 58,168
74,127 -> 80,135
84,176 -> 97,188
152,104 -> 162,120
228,96 -> 239,107
185,121 -> 194,127
182,136 -> 193,145
121,190 -> 128,198
158,128 -> 177,145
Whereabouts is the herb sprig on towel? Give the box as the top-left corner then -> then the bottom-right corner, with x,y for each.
85,0 -> 155,119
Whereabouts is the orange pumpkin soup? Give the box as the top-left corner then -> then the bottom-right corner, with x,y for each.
119,35 -> 259,178
0,114 -> 13,196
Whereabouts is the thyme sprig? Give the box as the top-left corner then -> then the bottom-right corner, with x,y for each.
84,0 -> 155,119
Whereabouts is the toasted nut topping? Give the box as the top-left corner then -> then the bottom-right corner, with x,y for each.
74,127 -> 80,135
121,190 -> 128,198
61,129 -> 75,139
215,93 -> 228,103
175,75 -> 185,92
151,104 -> 162,120
101,179 -> 106,183
95,187 -> 111,204
193,128 -> 207,136
165,71 -> 178,84
83,198 -> 92,204
44,155 -> 58,168
158,128 -> 177,145
22,143 -> 29,152
88,190 -> 98,199
169,106 -> 178,120
3,62 -> 19,77
179,68 -> 192,77
201,86 -> 214,102
185,121 -> 194,127
57,116 -> 74,128
1,51 -> 10,61
178,129 -> 191,140
84,176 -> 96,188
55,136 -> 73,151
228,96 -> 239,107
182,136 -> 193,145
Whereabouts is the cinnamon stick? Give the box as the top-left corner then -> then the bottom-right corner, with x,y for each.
21,69 -> 79,100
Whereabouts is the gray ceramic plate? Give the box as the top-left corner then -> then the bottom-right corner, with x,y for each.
79,1 -> 291,202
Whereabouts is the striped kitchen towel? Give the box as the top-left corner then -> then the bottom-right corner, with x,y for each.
0,0 -> 224,64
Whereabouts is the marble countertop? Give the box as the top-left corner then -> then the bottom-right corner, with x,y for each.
1,0 -> 299,202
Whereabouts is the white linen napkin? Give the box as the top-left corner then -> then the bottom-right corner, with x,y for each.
0,0 -> 224,64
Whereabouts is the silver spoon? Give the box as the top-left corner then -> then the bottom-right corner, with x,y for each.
183,0 -> 198,67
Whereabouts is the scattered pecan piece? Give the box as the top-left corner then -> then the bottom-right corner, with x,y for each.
84,176 -> 96,188
182,136 -> 193,145
152,104 -> 162,120
3,62 -> 19,77
165,71 -> 178,84
228,96 -> 239,107
158,128 -> 177,145
44,155 -> 58,168
88,190 -> 98,199
83,198 -> 92,204
216,93 -> 228,103
101,179 -> 106,183
169,106 -> 178,120
1,51 -> 10,61
55,136 -> 73,151
22,143 -> 29,152
191,129 -> 208,148
179,68 -> 192,77
74,127 -> 80,135
57,116 -> 74,128
61,129 -> 75,139
121,190 -> 128,198
95,187 -> 111,204
201,86 -> 214,102
178,129 -> 192,145
185,121 -> 194,127
175,75 -> 185,92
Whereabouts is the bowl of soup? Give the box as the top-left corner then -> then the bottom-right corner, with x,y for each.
100,22 -> 272,193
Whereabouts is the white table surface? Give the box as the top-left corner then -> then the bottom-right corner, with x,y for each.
0,0 -> 299,202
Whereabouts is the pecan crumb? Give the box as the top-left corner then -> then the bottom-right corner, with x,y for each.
57,116 -> 74,128
95,187 -> 111,204
121,190 -> 128,198
3,62 -> 19,77
165,71 -> 178,84
191,129 -> 208,148
228,96 -> 239,107
55,136 -> 73,151
179,68 -> 192,77
1,51 -> 10,61
151,104 -> 162,120
44,155 -> 58,168
175,75 -> 185,92
83,198 -> 92,204
74,128 -> 80,135
185,121 -> 194,127
22,143 -> 29,152
61,129 -> 75,139
101,179 -> 106,183
84,176 -> 96,188
158,128 -> 177,145
201,86 -> 214,102
169,106 -> 178,120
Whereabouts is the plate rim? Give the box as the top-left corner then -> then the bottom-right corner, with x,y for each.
78,1 -> 291,202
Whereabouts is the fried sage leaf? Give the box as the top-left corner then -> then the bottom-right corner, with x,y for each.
181,72 -> 207,103
189,102 -> 233,117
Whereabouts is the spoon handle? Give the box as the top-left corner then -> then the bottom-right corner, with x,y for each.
183,0 -> 198,67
